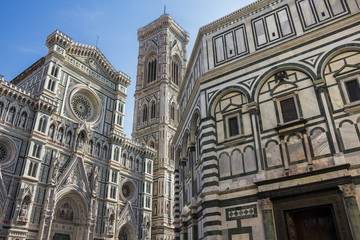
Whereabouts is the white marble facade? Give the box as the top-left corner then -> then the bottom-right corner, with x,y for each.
172,0 -> 360,239
0,30 -> 155,240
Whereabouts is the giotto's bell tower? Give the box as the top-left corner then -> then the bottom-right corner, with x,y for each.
133,14 -> 189,239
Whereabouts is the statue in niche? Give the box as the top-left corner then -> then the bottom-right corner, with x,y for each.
66,131 -> 72,145
95,144 -> 100,156
0,102 -> 3,119
153,203 -> 157,215
48,124 -> 55,139
108,213 -> 114,232
7,107 -> 15,123
18,112 -> 26,128
57,128 -> 63,142
92,166 -> 99,194
19,196 -> 30,219
51,154 -> 60,184
77,133 -> 84,149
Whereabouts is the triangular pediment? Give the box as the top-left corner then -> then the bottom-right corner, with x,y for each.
73,55 -> 111,79
57,157 -> 91,194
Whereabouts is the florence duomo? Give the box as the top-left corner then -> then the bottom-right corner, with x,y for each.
1,0 -> 360,239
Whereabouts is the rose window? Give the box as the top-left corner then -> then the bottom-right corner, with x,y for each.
71,95 -> 92,120
0,136 -> 16,167
0,143 -> 7,162
69,86 -> 101,124
122,185 -> 130,198
120,180 -> 137,201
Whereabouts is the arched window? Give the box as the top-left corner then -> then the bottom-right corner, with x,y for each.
103,146 -> 108,160
171,103 -> 175,121
142,105 -> 148,123
129,156 -> 133,169
171,59 -> 179,85
96,143 -> 101,157
151,101 -> 156,119
147,56 -> 157,83
147,161 -> 152,174
37,116 -> 48,133
136,159 -> 139,171
114,147 -> 119,161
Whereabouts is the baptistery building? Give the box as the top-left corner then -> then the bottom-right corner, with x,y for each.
0,30 -> 155,240
171,0 -> 360,239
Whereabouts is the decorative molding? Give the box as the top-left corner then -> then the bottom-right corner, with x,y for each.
339,184 -> 358,198
258,198 -> 273,210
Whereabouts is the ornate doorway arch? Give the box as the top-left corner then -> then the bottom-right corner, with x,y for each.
51,191 -> 88,240
118,223 -> 136,240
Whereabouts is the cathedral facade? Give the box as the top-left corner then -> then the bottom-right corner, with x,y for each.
171,0 -> 360,239
0,30 -> 155,240
2,0 -> 360,239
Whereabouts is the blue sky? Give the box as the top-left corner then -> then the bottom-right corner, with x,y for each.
0,0 -> 253,138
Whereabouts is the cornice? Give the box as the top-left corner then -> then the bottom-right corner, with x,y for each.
138,14 -> 189,44
0,80 -> 58,114
46,30 -> 131,87
11,57 -> 45,85
109,128 -> 156,158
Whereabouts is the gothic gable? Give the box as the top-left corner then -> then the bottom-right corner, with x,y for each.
57,157 -> 91,194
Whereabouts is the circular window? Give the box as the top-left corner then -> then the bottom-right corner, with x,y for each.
120,180 -> 137,202
69,86 -> 101,124
71,95 -> 92,120
0,136 -> 17,167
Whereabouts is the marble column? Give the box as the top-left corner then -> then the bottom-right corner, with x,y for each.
339,184 -> 360,239
258,198 -> 276,240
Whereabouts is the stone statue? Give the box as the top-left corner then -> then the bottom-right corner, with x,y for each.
0,103 -> 3,119
57,128 -> 63,142
92,166 -> 99,194
66,131 -> 71,145
48,125 -> 54,139
19,199 -> 30,218
7,108 -> 14,123
19,112 -> 26,128
77,135 -> 84,149
51,155 -> 60,184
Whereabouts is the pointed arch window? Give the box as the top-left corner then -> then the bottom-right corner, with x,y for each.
171,103 -> 175,121
147,57 -> 157,83
103,146 -> 108,160
142,105 -> 148,123
37,116 -> 48,133
150,101 -> 156,119
114,147 -> 120,161
171,59 -> 179,85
